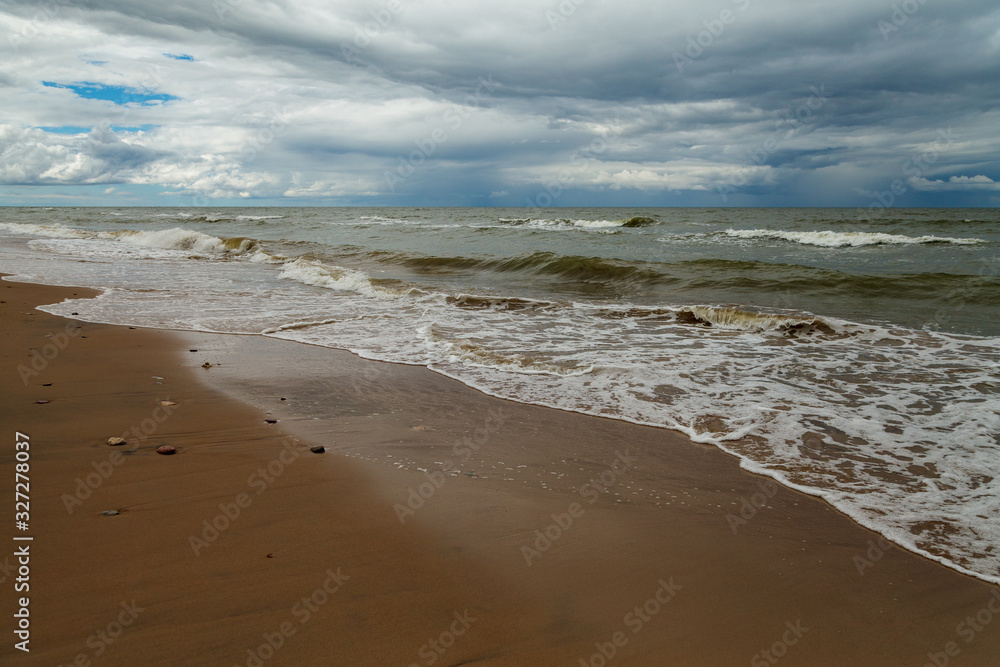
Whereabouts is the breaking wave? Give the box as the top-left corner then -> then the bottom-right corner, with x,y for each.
277,257 -> 411,300
498,216 -> 658,230
724,229 -> 986,247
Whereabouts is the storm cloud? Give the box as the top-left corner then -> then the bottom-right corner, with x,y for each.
1,0 -> 998,206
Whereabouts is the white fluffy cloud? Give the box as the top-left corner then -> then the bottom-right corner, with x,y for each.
910,175 -> 1000,191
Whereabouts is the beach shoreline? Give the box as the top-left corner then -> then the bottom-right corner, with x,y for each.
3,275 -> 999,666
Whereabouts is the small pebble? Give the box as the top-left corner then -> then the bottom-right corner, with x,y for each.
42,383 -> 52,387
72,312 -> 78,315
310,446 -> 326,454
189,349 -> 198,352
202,362 -> 211,368
107,437 -> 127,446
101,510 -> 120,516
265,419 -> 278,424
280,397 -> 286,401
156,445 -> 176,455
266,553 -> 275,558
160,400 -> 177,406
36,400 -> 50,404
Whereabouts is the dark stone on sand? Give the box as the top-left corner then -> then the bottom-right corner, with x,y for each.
156,445 -> 176,455
310,446 -> 326,454
189,349 -> 198,352
265,418 -> 278,424
36,400 -> 49,404
72,312 -> 78,315
280,397 -> 286,401
101,510 -> 120,516
42,383 -> 51,386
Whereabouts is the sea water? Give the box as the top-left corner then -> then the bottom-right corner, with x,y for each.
1,206 -> 998,583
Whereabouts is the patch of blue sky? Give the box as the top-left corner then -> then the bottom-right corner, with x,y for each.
37,125 -> 90,134
38,124 -> 159,134
42,81 -> 179,105
164,53 -> 194,61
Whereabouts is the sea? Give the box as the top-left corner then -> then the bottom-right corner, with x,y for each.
1,207 -> 998,584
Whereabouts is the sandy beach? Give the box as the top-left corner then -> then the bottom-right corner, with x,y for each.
3,276 -> 999,666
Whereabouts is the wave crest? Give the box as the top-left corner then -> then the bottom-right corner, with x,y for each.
113,228 -> 262,256
725,229 -> 986,248
278,258 -> 408,299
677,305 -> 836,334
498,216 -> 657,230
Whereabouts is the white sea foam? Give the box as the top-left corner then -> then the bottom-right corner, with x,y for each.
2,223 -> 282,263
498,217 -> 629,230
358,215 -> 412,225
724,228 -> 986,247
0,222 -> 89,239
564,219 -> 624,229
261,296 -> 1000,584
28,238 -> 195,260
278,257 -> 408,300
418,323 -> 595,376
5,210 -> 999,585
114,228 -> 248,254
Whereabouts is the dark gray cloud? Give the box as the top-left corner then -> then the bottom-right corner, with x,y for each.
0,0 -> 998,205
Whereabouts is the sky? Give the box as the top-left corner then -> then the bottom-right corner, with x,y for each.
0,0 -> 998,207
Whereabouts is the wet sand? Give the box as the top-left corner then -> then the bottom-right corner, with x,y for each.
2,276 -> 999,666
